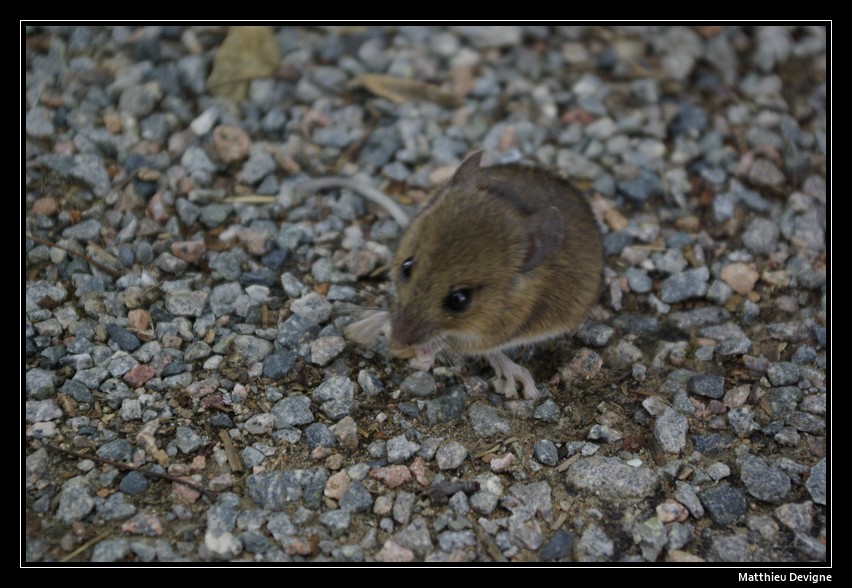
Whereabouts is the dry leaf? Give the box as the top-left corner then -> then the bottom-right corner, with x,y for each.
208,26 -> 281,102
348,74 -> 462,108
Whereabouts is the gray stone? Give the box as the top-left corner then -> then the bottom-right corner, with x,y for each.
290,292 -> 332,324
25,399 -> 62,422
310,336 -> 346,366
749,158 -> 784,187
659,267 -> 709,303
165,290 -> 208,317
625,267 -> 653,293
97,439 -> 133,462
277,313 -> 317,347
742,218 -> 780,254
241,446 -> 265,468
618,169 -> 662,203
766,362 -> 800,386
106,324 -> 141,352
57,476 -> 95,523
247,468 -> 328,510
674,481 -> 704,518
540,530 -> 573,561
774,501 -> 813,533
632,516 -> 667,561
698,482 -> 748,525
737,454 -> 791,503
588,424 -> 622,443
319,509 -> 351,539
687,374 -> 725,399
26,368 -> 56,399
387,434 -> 420,464
262,352 -> 299,379
340,481 -> 373,512
98,492 -> 137,521
435,441 -> 468,470
654,407 -> 688,454
63,218 -> 103,241
305,423 -> 336,449
805,458 -> 826,505
534,399 -> 561,423
603,231 -> 633,256
272,395 -> 314,428
710,532 -> 750,562
425,389 -> 465,424
91,538 -> 130,563
468,402 -> 511,438
533,439 -> 558,466
576,524 -> 614,562
401,371 -> 437,397
232,335 -> 272,363
119,471 -> 149,495
785,411 -> 825,434
566,456 -> 658,499
174,426 -> 203,454
794,532 -> 826,561
576,321 -> 614,347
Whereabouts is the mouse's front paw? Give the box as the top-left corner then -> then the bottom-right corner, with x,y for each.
486,351 -> 540,400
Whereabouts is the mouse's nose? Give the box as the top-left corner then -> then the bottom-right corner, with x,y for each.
389,310 -> 433,348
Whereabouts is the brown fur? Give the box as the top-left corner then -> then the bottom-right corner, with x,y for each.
390,152 -> 603,357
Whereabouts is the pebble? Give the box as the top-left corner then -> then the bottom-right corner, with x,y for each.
119,471 -> 149,495
435,441 -> 468,470
576,524 -> 614,562
566,457 -> 658,500
805,458 -> 826,505
262,352 -> 299,379
654,407 -> 688,454
687,374 -> 725,399
721,263 -> 760,295
533,440 -> 558,466
737,454 -> 791,503
91,539 -> 131,563
659,267 -> 709,303
698,482 -> 748,525
468,403 -> 511,437
387,435 -> 421,464
401,371 -> 438,398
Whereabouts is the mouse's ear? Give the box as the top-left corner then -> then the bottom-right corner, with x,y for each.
520,206 -> 564,272
450,150 -> 483,190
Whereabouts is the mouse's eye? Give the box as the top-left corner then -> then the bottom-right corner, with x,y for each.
444,288 -> 472,312
401,257 -> 414,280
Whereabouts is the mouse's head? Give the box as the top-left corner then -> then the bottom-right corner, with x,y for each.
389,152 -> 563,356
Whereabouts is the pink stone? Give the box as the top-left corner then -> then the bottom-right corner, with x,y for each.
123,364 -> 156,387
721,262 -> 759,295
121,512 -> 164,536
409,457 -> 430,487
324,470 -> 350,499
370,465 -> 411,489
490,453 -> 515,473
170,240 -> 206,264
724,385 -> 750,408
213,125 -> 251,163
657,499 -> 689,523
375,540 -> 415,563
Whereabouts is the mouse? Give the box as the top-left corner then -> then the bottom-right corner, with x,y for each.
345,151 -> 603,400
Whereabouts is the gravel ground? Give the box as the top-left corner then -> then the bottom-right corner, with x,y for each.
24,25 -> 828,564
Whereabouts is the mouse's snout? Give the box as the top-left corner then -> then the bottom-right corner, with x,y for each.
389,309 -> 434,348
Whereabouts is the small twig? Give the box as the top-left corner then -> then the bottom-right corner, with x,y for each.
26,235 -> 122,278
356,401 -> 387,411
472,521 -> 507,563
556,453 -> 581,473
44,443 -> 216,500
59,528 -> 114,563
475,437 -> 518,459
218,430 -> 244,473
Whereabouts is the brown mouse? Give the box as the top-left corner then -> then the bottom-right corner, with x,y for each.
347,151 -> 603,400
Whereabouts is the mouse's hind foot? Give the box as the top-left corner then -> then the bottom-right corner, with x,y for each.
486,351 -> 540,400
